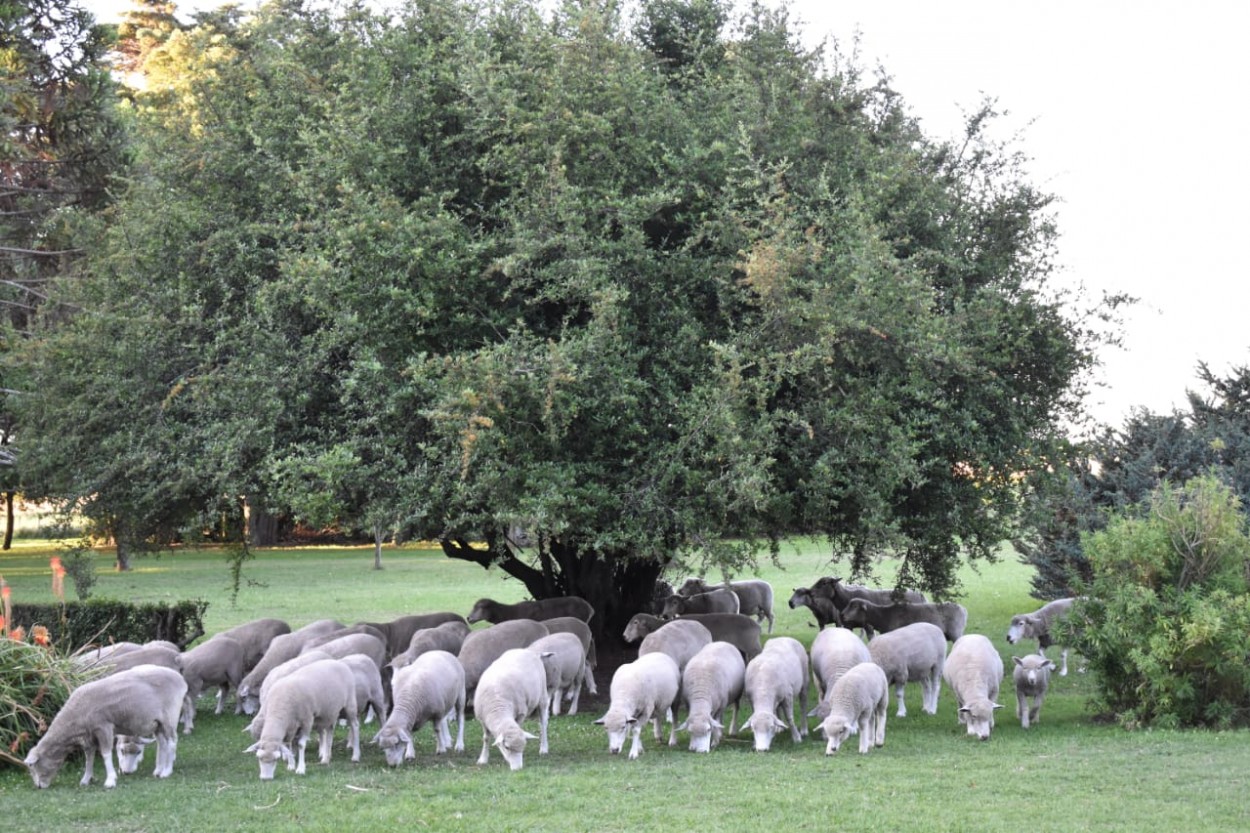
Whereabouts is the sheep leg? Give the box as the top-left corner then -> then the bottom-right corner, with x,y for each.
666,706 -> 678,746
629,723 -> 645,760
894,683 -> 907,717
181,692 -> 196,735
317,726 -> 334,765
156,731 -> 176,778
96,727 -> 120,788
215,686 -> 226,715
1059,648 -> 1069,677
80,742 -> 97,786
550,687 -> 562,717
875,695 -> 887,747
347,714 -> 361,762
294,734 -> 309,774
454,699 -> 466,753
1029,692 -> 1043,726
857,711 -> 874,754
477,728 -> 491,765
538,699 -> 550,755
568,681 -> 581,716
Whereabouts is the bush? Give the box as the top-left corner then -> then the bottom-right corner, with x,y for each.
8,598 -> 209,650
1061,475 -> 1250,728
0,636 -> 87,768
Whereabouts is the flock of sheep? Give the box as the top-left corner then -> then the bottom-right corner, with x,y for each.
20,577 -> 1076,787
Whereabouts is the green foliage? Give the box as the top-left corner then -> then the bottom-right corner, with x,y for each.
8,598 -> 208,649
0,638 -> 86,768
1063,475 -> 1250,728
58,541 -> 97,600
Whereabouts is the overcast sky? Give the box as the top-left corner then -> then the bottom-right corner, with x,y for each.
84,0 -> 1250,429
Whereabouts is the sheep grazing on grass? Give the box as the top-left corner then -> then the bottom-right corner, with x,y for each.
373,650 -> 466,766
624,612 -> 761,662
788,587 -> 840,629
1006,597 -> 1077,676
818,662 -> 889,755
867,622 -> 946,717
1013,654 -> 1056,729
339,653 -> 388,727
245,650 -> 334,735
459,619 -> 550,696
244,658 -> 360,780
527,632 -> 596,716
178,634 -> 245,733
808,627 -> 872,720
943,634 -> 1005,741
839,598 -> 968,642
678,641 -> 746,753
594,652 -> 682,758
539,616 -> 597,668
677,578 -> 776,633
741,636 -> 810,751
467,596 -> 594,625
389,620 -> 471,671
209,617 -> 291,675
474,648 -> 551,771
24,665 -> 187,789
660,587 -> 740,618
236,619 -> 345,715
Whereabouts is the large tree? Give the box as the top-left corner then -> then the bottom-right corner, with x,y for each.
18,0 -> 1106,642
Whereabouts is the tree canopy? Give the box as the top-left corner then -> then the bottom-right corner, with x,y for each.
14,0 -> 1107,640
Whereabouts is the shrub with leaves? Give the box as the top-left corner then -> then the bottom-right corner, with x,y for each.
1061,475 -> 1250,728
1,629 -> 88,768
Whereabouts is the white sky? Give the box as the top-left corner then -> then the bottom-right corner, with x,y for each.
85,0 -> 1250,429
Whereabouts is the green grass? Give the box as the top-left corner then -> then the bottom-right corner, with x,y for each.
2,540 -> 1250,832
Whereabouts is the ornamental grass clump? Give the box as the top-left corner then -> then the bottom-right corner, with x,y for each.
0,580 -> 89,768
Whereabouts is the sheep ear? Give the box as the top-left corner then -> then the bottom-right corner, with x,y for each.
1012,656 -> 1024,666
774,717 -> 788,730
522,731 -> 538,740
592,716 -> 605,725
676,720 -> 688,731
992,703 -> 1004,710
243,742 -> 259,753
1045,661 -> 1057,671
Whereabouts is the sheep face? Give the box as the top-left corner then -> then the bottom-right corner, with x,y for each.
622,616 -> 652,643
787,589 -> 810,609
1006,614 -> 1040,644
237,690 -> 260,716
820,716 -> 854,755
592,712 -> 634,754
247,740 -> 293,780
494,726 -> 534,771
466,599 -> 494,624
23,748 -> 66,789
746,712 -> 786,752
1013,655 -> 1055,690
116,736 -> 149,774
374,727 -> 411,767
659,596 -> 685,620
958,701 -> 1002,740
682,714 -> 721,753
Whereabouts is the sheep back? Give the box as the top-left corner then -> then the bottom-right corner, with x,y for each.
459,619 -> 550,691
809,627 -> 872,718
638,619 -> 713,672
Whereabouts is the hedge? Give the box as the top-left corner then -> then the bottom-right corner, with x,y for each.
8,599 -> 209,650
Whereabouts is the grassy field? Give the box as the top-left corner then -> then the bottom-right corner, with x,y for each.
1,539 -> 1248,832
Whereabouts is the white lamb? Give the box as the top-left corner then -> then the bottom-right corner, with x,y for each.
24,664 -> 186,789
527,632 -> 596,716
593,652 -> 682,759
943,634 -> 1005,740
867,622 -> 946,717
373,650 -> 466,766
243,658 -> 360,780
473,648 -> 551,771
678,641 -> 746,753
1013,654 -> 1056,729
808,627 -> 872,720
742,636 -> 810,751
818,661 -> 888,755
178,634 -> 246,733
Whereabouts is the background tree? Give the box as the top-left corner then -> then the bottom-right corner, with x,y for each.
17,0 -> 1107,644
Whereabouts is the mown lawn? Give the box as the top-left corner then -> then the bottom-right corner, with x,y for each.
1,539 -> 1248,833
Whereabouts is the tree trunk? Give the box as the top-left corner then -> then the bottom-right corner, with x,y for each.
2,491 -> 13,551
115,536 -> 132,572
372,523 -> 384,570
243,497 -> 278,547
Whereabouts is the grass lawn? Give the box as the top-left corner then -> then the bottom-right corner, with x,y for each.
2,539 -> 1248,832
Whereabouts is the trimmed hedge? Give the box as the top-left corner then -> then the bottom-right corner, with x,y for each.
9,599 -> 209,650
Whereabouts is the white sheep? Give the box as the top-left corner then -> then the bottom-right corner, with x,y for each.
178,634 -> 245,733
1013,654 -> 1056,729
473,648 -> 551,771
243,658 -> 360,780
527,632 -> 596,716
943,634 -> 1005,740
808,627 -> 872,720
593,652 -> 682,758
678,641 -> 746,753
373,650 -> 466,765
236,619 -> 345,715
867,622 -> 947,717
389,620 -> 471,671
245,650 -> 333,734
818,661 -> 889,755
24,664 -> 187,789
635,618 -> 713,673
742,636 -> 810,751
1006,597 -> 1076,676
459,619 -> 550,694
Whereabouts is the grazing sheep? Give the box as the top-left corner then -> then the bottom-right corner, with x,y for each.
808,627 -> 872,720
373,650 -> 466,765
244,658 -> 360,780
467,596 -> 594,624
660,588 -> 740,618
678,641 -> 746,753
389,620 -> 471,671
944,634 -> 1005,741
527,632 -> 596,716
818,662 -> 889,755
788,587 -> 841,629
867,622 -> 946,717
209,617 -> 291,674
632,619 -> 714,673
24,665 -> 187,789
593,652 -> 682,758
299,632 -> 387,673
1006,597 -> 1077,676
742,636 -> 811,751
358,612 -> 469,660
677,578 -> 775,633
178,635 -> 246,733
539,616 -> 597,668
236,619 -> 345,714
1012,654 -> 1056,729
339,653 -> 388,727
459,619 -> 550,694
839,598 -> 968,642
624,612 -> 761,661
474,648 -> 551,771
245,650 -> 333,738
